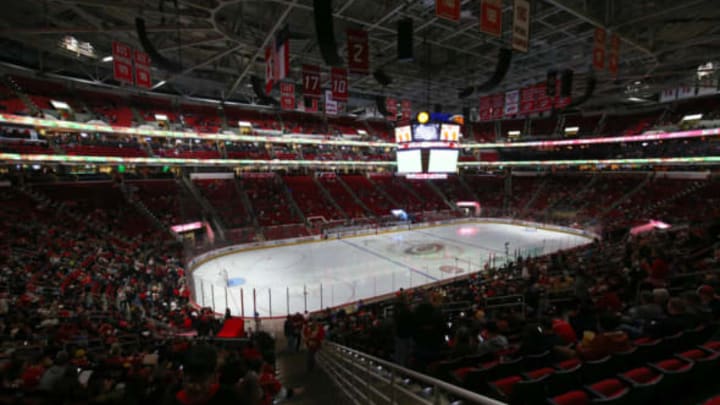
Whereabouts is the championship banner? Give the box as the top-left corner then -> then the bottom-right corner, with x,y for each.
265,46 -> 274,94
401,100 -> 412,121
347,29 -> 370,75
133,50 -> 152,89
112,41 -> 132,60
386,97 -> 397,121
302,65 -> 322,98
113,59 -> 133,84
491,93 -> 505,120
330,67 -> 348,101
519,86 -> 535,115
512,0 -> 530,53
135,66 -> 152,89
479,95 -> 492,121
112,41 -> 133,84
504,90 -> 520,116
280,82 -> 296,111
593,27 -> 606,70
608,33 -> 620,76
134,50 -> 151,67
325,90 -> 338,115
436,0 -> 461,21
480,0 -> 503,37
534,83 -> 552,112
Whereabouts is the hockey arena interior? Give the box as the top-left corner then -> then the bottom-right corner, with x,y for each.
1,0 -> 720,404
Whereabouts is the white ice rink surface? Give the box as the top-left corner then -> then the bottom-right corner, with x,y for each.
191,223 -> 592,317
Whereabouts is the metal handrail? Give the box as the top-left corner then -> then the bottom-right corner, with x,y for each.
320,341 -> 508,405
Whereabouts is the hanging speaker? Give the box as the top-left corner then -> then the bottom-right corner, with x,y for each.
546,71 -> 557,96
561,69 -> 574,97
250,76 -> 279,106
563,74 -> 596,110
458,86 -> 475,99
434,104 -> 442,113
135,18 -> 182,73
313,0 -> 342,66
376,96 -> 388,116
476,48 -> 513,92
373,68 -> 392,87
397,18 -> 414,61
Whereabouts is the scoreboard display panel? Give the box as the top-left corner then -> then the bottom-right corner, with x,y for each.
412,123 -> 440,142
428,149 -> 459,173
396,149 -> 423,173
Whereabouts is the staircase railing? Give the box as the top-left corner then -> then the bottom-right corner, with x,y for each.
337,176 -> 377,219
179,176 -> 227,241
318,342 -> 506,405
313,176 -> 348,220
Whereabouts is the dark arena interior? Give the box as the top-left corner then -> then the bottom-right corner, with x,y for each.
2,0 -> 720,404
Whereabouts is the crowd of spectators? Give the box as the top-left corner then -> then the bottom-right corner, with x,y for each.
0,184 -> 294,405
313,223 -> 720,402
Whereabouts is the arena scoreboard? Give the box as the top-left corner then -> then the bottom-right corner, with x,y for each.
395,112 -> 462,178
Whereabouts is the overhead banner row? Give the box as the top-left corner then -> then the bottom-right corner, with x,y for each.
478,80 -> 571,121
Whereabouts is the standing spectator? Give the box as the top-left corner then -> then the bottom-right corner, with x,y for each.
164,344 -> 249,405
393,300 -> 414,367
303,319 -> 325,372
284,315 -> 298,353
38,351 -> 69,392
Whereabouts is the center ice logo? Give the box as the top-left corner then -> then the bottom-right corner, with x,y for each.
404,243 -> 445,256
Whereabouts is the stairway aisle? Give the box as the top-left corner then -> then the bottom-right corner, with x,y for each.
274,338 -> 347,404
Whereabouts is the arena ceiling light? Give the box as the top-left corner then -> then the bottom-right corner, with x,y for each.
101,56 -> 113,63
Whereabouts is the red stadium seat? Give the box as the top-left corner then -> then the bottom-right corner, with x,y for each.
618,367 -> 664,404
547,390 -> 589,405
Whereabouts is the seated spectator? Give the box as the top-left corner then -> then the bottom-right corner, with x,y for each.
552,317 -> 578,345
518,319 -> 574,359
476,321 -> 509,357
698,285 -> 720,319
627,290 -> 664,322
646,297 -> 695,338
576,313 -> 632,361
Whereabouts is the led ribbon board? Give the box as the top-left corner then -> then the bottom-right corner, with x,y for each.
2,113 -> 717,149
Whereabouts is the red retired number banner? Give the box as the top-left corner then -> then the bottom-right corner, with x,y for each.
511,0 -> 530,53
133,50 -> 151,89
280,82 -> 296,111
112,41 -> 132,60
112,41 -> 133,84
593,28 -> 606,70
302,65 -> 322,98
347,29 -> 369,75
608,33 -> 620,76
436,0 -> 460,21
330,67 -> 348,102
386,97 -> 397,121
113,59 -> 133,84
401,100 -> 412,121
479,95 -> 492,121
480,0 -> 503,37
135,66 -> 152,89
